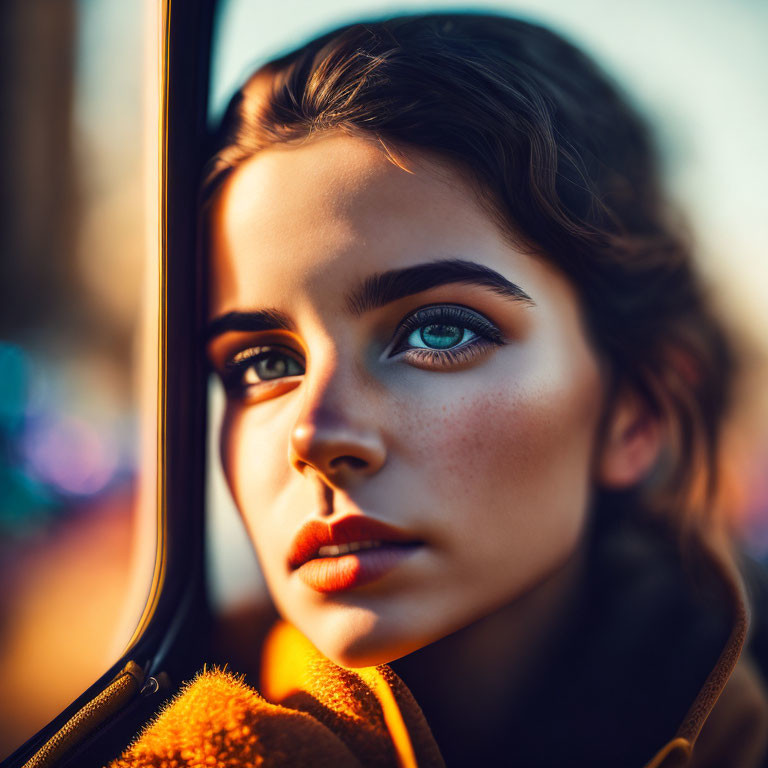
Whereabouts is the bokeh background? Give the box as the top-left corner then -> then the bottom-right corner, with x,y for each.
1,0 -> 766,759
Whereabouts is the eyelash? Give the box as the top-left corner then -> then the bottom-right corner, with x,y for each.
220,304 -> 504,395
388,305 -> 504,367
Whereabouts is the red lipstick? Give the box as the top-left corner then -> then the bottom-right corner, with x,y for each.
288,516 -> 422,593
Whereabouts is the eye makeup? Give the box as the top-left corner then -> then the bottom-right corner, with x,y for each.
387,304 -> 505,370
217,303 -> 506,398
221,343 -> 305,396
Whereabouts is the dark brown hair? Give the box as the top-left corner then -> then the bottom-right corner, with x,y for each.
204,13 -> 733,530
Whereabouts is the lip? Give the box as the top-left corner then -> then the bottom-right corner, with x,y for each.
288,515 -> 423,593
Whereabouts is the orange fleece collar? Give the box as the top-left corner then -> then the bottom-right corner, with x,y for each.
111,623 -> 444,768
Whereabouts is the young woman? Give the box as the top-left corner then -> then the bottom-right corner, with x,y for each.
115,12 -> 768,768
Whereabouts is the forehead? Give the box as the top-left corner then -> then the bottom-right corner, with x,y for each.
207,131 -> 560,319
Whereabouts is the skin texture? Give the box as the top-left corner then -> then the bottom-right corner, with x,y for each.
207,131 -> 611,669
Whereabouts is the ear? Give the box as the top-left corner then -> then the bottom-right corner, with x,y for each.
596,389 -> 664,489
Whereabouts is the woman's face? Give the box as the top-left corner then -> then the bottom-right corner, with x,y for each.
207,131 -> 604,667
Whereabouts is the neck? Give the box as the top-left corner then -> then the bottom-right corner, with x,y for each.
389,543 -> 587,750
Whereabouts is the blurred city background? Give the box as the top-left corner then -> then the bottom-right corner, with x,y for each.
0,0 -> 766,760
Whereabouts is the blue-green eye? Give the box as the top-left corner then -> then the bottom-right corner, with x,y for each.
242,351 -> 303,382
390,304 -> 504,364
407,323 -> 476,350
226,346 -> 304,391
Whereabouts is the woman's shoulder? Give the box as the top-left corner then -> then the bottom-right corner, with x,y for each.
691,651 -> 768,768
574,511 -> 768,767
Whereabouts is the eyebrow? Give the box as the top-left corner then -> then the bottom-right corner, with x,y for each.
206,308 -> 293,342
206,258 -> 534,342
345,258 -> 534,316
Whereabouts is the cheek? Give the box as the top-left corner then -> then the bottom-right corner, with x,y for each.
396,345 -> 603,556
219,403 -> 294,545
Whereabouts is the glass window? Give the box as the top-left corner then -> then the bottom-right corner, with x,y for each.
0,0 -> 158,758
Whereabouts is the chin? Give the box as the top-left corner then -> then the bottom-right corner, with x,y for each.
296,604 -> 428,669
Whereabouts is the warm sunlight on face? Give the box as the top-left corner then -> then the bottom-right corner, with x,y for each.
206,131 -> 604,667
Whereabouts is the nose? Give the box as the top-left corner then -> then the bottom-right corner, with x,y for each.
289,364 -> 387,486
